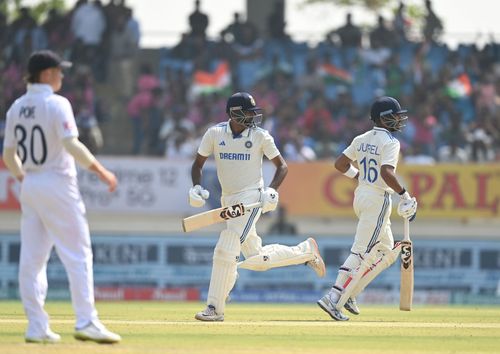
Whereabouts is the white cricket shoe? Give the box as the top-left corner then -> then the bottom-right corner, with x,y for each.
305,237 -> 326,278
25,329 -> 61,343
74,321 -> 121,344
195,305 -> 224,322
344,297 -> 360,315
317,293 -> 349,321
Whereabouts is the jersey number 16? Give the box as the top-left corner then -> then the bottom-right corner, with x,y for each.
359,157 -> 378,183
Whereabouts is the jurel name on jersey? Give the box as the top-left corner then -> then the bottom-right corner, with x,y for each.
357,143 -> 380,155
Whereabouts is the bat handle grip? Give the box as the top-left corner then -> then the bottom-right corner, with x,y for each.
403,217 -> 410,242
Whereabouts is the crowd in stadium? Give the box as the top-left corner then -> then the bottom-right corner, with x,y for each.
1,0 -> 499,163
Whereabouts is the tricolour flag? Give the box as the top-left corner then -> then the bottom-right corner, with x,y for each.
446,73 -> 471,99
191,61 -> 231,97
318,63 -> 353,85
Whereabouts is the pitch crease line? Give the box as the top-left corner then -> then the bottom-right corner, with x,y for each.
0,319 -> 499,328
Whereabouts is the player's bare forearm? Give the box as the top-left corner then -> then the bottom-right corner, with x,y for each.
381,165 -> 404,194
335,154 -> 359,179
268,155 -> 288,190
191,153 -> 208,186
89,161 -> 118,192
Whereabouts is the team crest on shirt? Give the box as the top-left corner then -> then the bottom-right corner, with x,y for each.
245,141 -> 252,148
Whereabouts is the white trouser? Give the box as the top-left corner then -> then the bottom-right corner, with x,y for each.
19,171 -> 98,334
351,186 -> 394,254
332,186 -> 395,301
205,189 -> 315,314
222,189 -> 314,266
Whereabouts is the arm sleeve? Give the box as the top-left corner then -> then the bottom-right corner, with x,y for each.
53,97 -> 79,140
62,137 -> 97,169
381,140 -> 400,168
197,129 -> 214,157
342,138 -> 357,161
2,147 -> 24,178
262,130 -> 280,160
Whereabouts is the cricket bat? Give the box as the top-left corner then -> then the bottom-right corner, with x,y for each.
399,217 -> 414,311
182,202 -> 261,232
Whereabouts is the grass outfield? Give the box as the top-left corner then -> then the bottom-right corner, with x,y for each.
0,301 -> 499,354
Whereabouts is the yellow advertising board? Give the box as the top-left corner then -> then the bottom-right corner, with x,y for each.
280,163 -> 500,219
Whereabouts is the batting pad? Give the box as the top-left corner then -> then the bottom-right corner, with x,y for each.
207,230 -> 240,314
334,253 -> 362,289
336,243 -> 401,310
350,242 -> 401,297
237,239 -> 314,271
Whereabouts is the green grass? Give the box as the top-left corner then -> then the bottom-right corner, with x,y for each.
0,301 -> 499,353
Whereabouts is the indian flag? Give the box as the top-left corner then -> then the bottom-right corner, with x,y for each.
318,63 -> 353,85
446,73 -> 471,99
191,61 -> 231,97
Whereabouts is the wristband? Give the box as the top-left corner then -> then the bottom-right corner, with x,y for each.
398,188 -> 407,195
343,165 -> 359,179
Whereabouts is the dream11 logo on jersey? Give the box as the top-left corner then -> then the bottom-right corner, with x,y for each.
0,160 -> 21,210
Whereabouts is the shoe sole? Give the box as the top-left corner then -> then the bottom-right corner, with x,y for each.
25,338 -> 60,344
317,300 -> 349,321
307,238 -> 326,278
74,333 -> 120,344
194,315 -> 224,322
344,302 -> 360,315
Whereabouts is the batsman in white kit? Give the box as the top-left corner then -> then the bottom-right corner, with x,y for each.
317,96 -> 418,321
190,92 -> 326,321
2,50 -> 121,343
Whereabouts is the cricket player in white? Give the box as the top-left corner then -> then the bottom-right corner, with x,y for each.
317,96 -> 418,321
190,92 -> 326,321
2,50 -> 121,343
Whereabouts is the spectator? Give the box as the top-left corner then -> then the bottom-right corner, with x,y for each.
423,0 -> 443,43
108,9 -> 139,99
437,140 -> 468,163
126,64 -> 160,154
369,15 -> 398,49
43,9 -> 72,53
282,128 -> 317,162
231,20 -> 262,60
188,0 -> 209,40
267,0 -> 289,41
220,12 -> 243,44
393,2 -> 409,45
70,0 -> 106,76
300,96 -> 336,139
466,116 -> 496,162
326,13 -> 362,48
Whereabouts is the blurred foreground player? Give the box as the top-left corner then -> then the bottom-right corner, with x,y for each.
2,50 -> 121,343
317,96 -> 417,321
190,92 -> 326,321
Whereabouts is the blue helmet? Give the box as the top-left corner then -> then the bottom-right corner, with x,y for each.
370,96 -> 408,132
226,92 -> 263,128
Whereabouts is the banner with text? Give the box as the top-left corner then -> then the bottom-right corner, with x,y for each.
280,162 -> 500,218
1,159 -> 499,218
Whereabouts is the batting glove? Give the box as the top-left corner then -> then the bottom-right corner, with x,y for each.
189,185 -> 210,208
397,197 -> 418,221
262,187 -> 279,214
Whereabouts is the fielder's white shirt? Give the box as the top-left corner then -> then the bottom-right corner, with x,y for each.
198,121 -> 280,196
4,84 -> 79,176
343,127 -> 400,193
